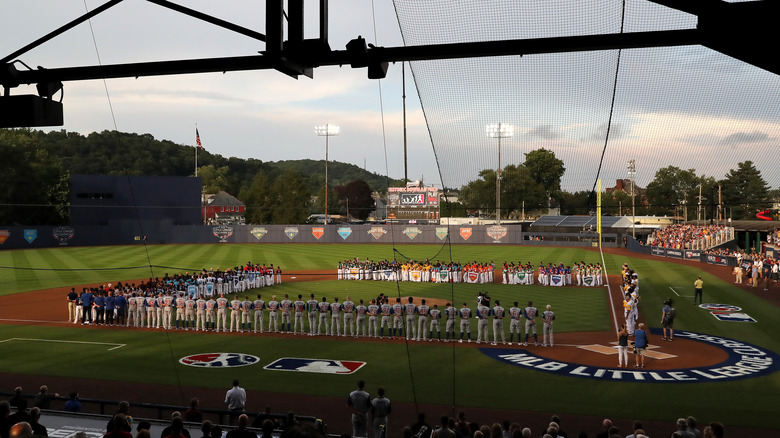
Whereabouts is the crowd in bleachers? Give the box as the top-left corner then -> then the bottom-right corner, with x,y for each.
2,383 -> 731,438
646,224 -> 734,250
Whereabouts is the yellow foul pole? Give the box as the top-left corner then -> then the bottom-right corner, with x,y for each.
597,179 -> 602,249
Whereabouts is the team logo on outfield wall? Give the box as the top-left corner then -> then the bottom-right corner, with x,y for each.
264,358 -> 366,374
213,226 -> 234,242
487,225 -> 507,242
338,227 -> 352,240
436,227 -> 449,240
285,227 -> 299,240
403,227 -> 421,240
251,227 -> 267,240
179,353 -> 260,368
368,227 -> 386,240
0,230 -> 8,245
459,228 -> 472,240
481,329 -> 780,383
52,226 -> 75,245
311,227 -> 324,240
23,229 -> 37,244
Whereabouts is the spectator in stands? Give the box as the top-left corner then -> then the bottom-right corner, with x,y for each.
454,412 -> 470,438
136,421 -> 151,436
625,421 -> 643,438
251,407 -> 278,429
8,422 -> 32,438
411,413 -> 432,438
0,401 -> 14,438
33,386 -> 58,410
135,432 -> 150,438
105,414 -> 133,438
28,408 -> 47,437
673,418 -> 694,438
8,399 -> 29,425
281,412 -> 299,432
199,421 -> 213,438
260,421 -> 274,438
8,388 -> 24,412
211,426 -> 223,438
594,419 -> 611,438
226,415 -> 255,438
64,392 -> 82,413
703,422 -> 724,438
490,423 -> 503,438
551,416 -> 567,438
107,401 -> 132,433
686,417 -> 701,438
161,413 -> 191,438
163,417 -> 187,438
431,416 -> 453,438
184,398 -> 203,423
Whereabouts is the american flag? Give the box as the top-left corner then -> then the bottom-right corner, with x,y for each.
196,128 -> 203,150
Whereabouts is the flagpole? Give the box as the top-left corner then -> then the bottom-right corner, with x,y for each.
195,123 -> 198,177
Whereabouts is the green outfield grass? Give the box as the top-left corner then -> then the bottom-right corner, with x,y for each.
1,244 -> 779,431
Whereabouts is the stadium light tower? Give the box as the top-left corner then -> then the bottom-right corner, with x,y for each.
486,123 -> 514,225
315,124 -> 340,224
628,159 -> 636,238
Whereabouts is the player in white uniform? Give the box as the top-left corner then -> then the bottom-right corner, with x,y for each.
355,299 -> 367,338
444,303 -> 456,342
280,294 -> 293,333
392,298 -> 404,339
342,297 -> 355,337
491,300 -> 506,345
458,303 -> 472,343
428,304 -> 441,341
184,294 -> 196,330
542,304 -> 555,347
523,301 -> 539,346
241,296 -> 253,332
404,297 -> 418,341
145,295 -> 157,329
195,296 -> 207,331
216,294 -> 229,332
267,295 -> 280,333
293,294 -> 306,335
508,302 -> 522,345
252,294 -> 265,333
205,296 -> 216,331
379,298 -> 392,338
330,297 -> 342,336
306,294 -> 319,335
416,299 -> 429,341
476,302 -> 490,344
317,297 -> 330,335
174,293 -> 186,330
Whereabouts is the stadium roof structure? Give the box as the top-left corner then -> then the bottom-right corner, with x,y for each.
531,215 -> 633,229
1,0 -> 778,128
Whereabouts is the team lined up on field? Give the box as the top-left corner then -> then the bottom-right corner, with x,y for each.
337,258 -> 604,287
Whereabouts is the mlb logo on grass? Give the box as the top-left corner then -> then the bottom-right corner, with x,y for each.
710,312 -> 757,323
179,353 -> 260,367
264,358 -> 366,374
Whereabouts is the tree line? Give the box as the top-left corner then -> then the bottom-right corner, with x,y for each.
0,129 -> 396,225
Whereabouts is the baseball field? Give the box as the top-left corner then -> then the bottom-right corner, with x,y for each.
0,243 -> 778,437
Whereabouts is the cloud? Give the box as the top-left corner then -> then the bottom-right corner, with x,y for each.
524,125 -> 561,140
719,131 -> 771,145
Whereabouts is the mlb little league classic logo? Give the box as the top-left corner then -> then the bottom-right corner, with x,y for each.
179,353 -> 259,368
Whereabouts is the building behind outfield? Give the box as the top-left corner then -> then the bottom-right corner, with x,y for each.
70,174 -> 202,226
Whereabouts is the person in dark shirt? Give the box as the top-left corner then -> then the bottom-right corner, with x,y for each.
184,398 -> 203,423
33,386 -> 58,410
64,392 -> 81,413
225,415 -> 255,438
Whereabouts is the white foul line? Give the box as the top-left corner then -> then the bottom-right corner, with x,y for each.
669,286 -> 679,296
0,337 -> 125,351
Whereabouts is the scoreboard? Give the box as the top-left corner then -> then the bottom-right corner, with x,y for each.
387,186 -> 440,222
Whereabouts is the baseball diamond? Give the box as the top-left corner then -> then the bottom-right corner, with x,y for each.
0,243 -> 778,438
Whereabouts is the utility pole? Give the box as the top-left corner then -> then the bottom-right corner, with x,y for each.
627,159 -> 636,238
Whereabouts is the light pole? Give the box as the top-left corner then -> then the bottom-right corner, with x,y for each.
486,123 -> 514,225
315,124 -> 340,224
627,159 -> 636,238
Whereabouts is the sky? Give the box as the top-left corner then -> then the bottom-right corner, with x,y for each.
3,1 -> 779,193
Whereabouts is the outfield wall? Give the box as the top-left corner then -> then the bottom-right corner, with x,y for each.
0,221 -> 620,249
626,236 -> 739,267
